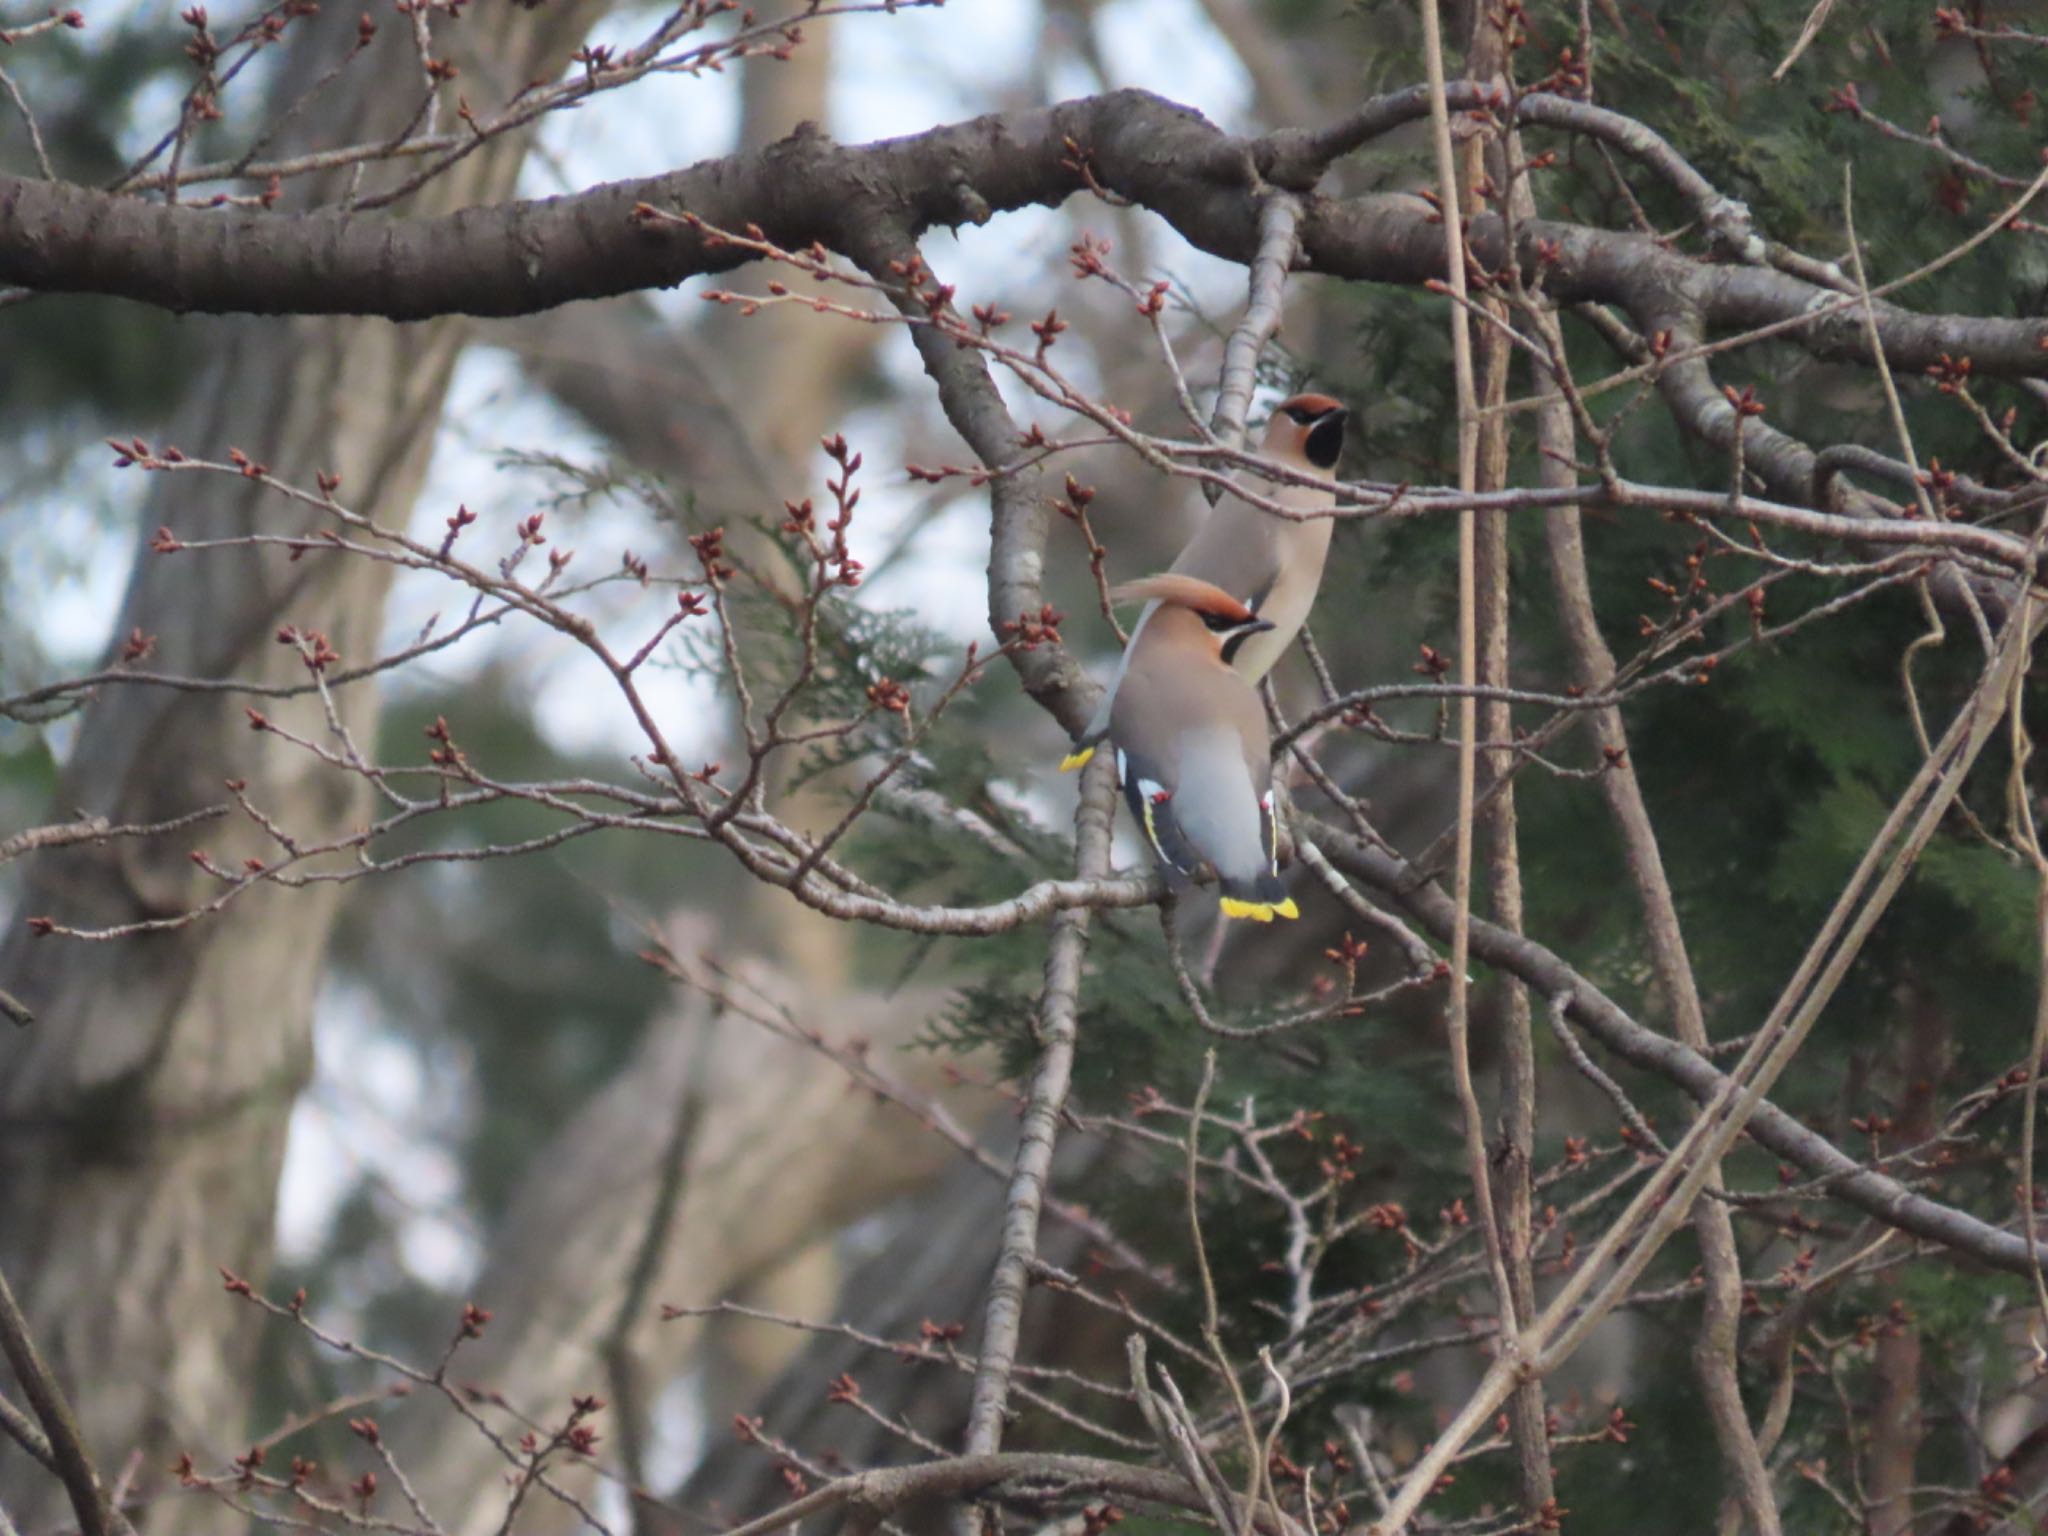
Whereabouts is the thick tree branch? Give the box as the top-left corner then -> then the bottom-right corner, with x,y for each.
2,88 -> 2043,389
1301,811 -> 2048,1279
1209,190 -> 1300,453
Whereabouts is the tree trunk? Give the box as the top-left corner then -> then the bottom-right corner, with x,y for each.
400,932 -> 980,1534
0,5 -> 603,1524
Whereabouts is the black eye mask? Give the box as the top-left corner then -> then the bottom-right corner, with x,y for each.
1304,412 -> 1345,469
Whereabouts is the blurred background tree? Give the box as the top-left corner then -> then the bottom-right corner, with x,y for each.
5,0 -> 2048,1533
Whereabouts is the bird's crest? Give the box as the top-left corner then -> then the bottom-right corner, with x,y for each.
1109,573 -> 1256,622
1276,391 -> 1344,422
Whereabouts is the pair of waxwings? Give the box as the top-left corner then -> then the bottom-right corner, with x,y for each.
1062,394 -> 1348,922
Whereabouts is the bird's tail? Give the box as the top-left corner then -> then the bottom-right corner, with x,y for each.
1219,871 -> 1298,923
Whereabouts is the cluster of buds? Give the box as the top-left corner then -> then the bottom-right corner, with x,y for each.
865,677 -> 911,716
1533,43 -> 1589,97
818,433 -> 866,588
179,4 -> 220,65
1052,473 -> 1096,524
1823,81 -> 1864,118
882,251 -> 955,319
108,436 -> 189,470
1319,1131 -> 1363,1184
1001,603 -> 1064,650
1281,1108 -> 1325,1142
563,1395 -> 604,1456
1068,232 -> 1114,281
688,525 -> 735,582
1977,1463 -> 2020,1525
1847,1298 -> 1915,1347
1721,383 -> 1766,419
1771,1245 -> 1818,1288
1926,351 -> 1973,393
1486,0 -> 1530,50
1323,931 -> 1369,969
1365,1201 -> 1406,1232
518,1395 -> 604,1461
437,504 -> 477,559
276,624 -> 340,672
424,715 -> 465,769
1916,458 -> 1961,519
1030,309 -> 1068,360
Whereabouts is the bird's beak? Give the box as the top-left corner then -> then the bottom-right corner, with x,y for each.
1249,617 -> 1276,634
1318,405 -> 1350,424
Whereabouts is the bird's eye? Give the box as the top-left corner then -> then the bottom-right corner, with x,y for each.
1201,611 -> 1233,631
1285,405 -> 1314,425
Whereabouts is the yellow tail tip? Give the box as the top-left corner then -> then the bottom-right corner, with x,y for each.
1221,896 -> 1298,923
1058,746 -> 1095,772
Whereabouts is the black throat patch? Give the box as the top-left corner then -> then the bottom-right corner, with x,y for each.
1304,413 -> 1345,470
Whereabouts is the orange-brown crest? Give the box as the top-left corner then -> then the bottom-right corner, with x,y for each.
1110,573 -> 1257,622
1277,391 -> 1343,419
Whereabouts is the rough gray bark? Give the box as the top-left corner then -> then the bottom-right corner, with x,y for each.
4,86 -> 2043,394
0,4 -> 604,1525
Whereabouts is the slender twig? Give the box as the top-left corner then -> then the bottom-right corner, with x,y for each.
1418,0 -> 1522,1392
958,759 -> 1117,1463
1527,292 -> 1779,1536
0,1263 -> 110,1536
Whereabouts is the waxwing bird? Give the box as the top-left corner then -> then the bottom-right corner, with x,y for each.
1063,392 -> 1347,772
1102,573 -> 1298,923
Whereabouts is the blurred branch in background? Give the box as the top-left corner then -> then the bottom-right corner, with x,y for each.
6,2 -> 2048,1534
